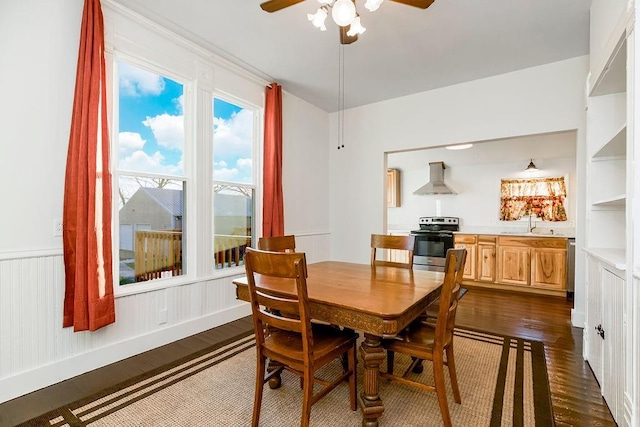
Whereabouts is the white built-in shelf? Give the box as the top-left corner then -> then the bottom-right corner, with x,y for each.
584,247 -> 627,271
590,36 -> 627,96
592,194 -> 626,208
592,124 -> 626,159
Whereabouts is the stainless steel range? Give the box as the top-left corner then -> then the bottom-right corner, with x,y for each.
411,216 -> 459,271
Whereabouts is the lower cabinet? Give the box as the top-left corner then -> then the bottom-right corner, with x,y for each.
454,234 -> 477,281
454,234 -> 568,294
497,245 -> 530,286
585,254 -> 625,424
531,248 -> 567,290
477,236 -> 496,282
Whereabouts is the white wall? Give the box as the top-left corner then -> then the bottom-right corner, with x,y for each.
388,156 -> 577,234
328,56 -> 589,324
0,0 -> 81,253
0,0 -> 331,403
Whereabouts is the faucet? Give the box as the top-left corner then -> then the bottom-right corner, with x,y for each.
528,215 -> 536,233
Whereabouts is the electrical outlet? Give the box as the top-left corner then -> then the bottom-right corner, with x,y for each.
159,309 -> 168,325
53,219 -> 63,237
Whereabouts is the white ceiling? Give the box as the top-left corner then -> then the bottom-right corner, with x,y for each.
112,0 -> 591,112
387,131 -> 578,169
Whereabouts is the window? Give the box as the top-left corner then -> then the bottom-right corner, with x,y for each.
212,97 -> 255,270
499,177 -> 568,222
115,61 -> 186,285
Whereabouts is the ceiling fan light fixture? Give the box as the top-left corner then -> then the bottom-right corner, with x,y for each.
307,7 -> 329,31
332,0 -> 357,26
346,16 -> 366,36
525,159 -> 539,172
364,0 -> 384,12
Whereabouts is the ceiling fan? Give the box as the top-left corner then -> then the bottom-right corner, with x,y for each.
260,0 -> 435,45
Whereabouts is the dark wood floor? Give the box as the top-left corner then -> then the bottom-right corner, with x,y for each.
0,288 -> 615,427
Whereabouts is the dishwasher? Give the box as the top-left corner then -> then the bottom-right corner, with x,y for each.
566,238 -> 575,299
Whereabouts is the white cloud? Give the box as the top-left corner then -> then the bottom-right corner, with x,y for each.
118,132 -> 145,154
214,167 -> 239,181
143,114 -> 184,151
215,160 -> 228,168
119,150 -> 182,175
213,109 -> 253,159
119,62 -> 165,96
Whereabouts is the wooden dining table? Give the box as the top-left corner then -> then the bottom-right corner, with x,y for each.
233,260 -> 445,427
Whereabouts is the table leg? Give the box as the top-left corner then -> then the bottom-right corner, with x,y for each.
358,334 -> 385,427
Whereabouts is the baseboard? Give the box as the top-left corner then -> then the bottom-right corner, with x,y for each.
0,304 -> 252,404
571,308 -> 585,328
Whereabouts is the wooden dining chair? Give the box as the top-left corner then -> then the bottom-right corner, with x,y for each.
257,234 -> 296,252
370,234 -> 415,269
381,248 -> 467,427
244,248 -> 358,427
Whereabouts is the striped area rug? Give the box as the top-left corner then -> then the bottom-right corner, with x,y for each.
21,328 -> 553,426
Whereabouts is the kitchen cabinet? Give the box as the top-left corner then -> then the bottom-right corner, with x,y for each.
454,234 -> 476,281
497,244 -> 530,286
477,236 -> 496,283
531,248 -> 567,290
386,169 -> 401,208
454,234 -> 567,295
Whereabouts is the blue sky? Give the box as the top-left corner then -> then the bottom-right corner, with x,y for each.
118,62 -> 253,184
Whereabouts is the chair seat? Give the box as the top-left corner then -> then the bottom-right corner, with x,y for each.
384,322 -> 453,357
265,324 -> 358,362
424,287 -> 468,318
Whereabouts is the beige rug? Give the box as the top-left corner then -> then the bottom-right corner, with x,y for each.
22,329 -> 553,426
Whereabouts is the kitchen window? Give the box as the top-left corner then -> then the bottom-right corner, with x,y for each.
500,177 -> 568,221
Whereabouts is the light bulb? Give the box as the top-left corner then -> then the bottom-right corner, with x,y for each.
347,16 -> 366,36
307,7 -> 328,31
364,0 -> 384,12
332,0 -> 356,27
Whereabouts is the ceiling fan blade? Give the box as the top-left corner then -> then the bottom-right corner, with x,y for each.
390,0 -> 435,9
260,0 -> 305,13
340,26 -> 358,45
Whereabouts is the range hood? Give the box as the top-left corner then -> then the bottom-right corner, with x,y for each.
413,161 -> 456,195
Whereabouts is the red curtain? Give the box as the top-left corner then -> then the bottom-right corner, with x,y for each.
262,83 -> 285,238
63,0 -> 115,332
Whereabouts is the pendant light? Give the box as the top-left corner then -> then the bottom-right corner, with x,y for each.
525,159 -> 539,172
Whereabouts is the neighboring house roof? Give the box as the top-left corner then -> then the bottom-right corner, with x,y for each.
141,187 -> 183,216
125,187 -> 251,217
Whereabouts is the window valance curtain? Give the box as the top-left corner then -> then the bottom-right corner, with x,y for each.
500,177 -> 567,222
63,0 -> 116,332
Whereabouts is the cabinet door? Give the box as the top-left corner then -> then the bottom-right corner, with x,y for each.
531,248 -> 567,290
602,268 -> 625,423
497,246 -> 530,286
586,256 -> 604,386
477,243 -> 496,282
386,169 -> 400,208
454,235 -> 476,281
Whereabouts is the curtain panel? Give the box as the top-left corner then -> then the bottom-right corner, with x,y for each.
500,177 -> 567,222
63,0 -> 116,332
262,83 -> 284,238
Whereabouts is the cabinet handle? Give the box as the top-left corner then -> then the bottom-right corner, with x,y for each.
595,324 -> 605,340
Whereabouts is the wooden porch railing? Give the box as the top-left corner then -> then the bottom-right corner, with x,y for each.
134,230 -> 182,282
133,230 -> 251,281
214,234 -> 251,269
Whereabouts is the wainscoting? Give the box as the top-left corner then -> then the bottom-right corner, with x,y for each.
0,232 -> 331,404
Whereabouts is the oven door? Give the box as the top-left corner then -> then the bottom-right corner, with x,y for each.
412,232 -> 454,271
